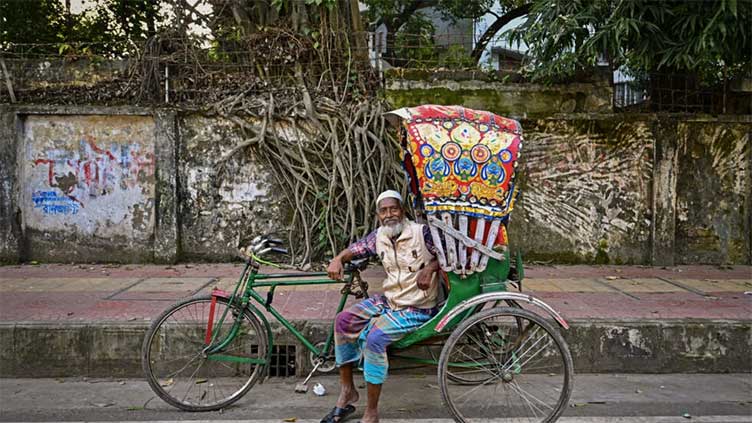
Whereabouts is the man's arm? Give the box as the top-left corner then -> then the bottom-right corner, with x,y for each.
417,224 -> 440,290
327,230 -> 378,280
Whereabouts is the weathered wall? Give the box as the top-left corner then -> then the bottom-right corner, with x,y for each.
0,111 -> 20,263
385,75 -> 612,117
675,122 -> 751,264
1,97 -> 749,264
178,115 -> 286,261
19,114 -> 156,262
511,117 -> 654,264
0,106 -> 181,263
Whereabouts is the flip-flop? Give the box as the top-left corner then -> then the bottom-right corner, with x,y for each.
320,404 -> 356,423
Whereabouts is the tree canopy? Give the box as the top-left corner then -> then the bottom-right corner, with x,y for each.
508,0 -> 752,84
363,0 -> 529,65
0,0 -> 163,55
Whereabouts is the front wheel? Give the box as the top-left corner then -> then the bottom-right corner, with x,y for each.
142,295 -> 269,411
438,307 -> 573,422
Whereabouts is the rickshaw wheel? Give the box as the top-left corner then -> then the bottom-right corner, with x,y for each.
445,299 -> 523,386
438,307 -> 573,423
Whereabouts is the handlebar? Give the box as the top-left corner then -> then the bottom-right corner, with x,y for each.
239,235 -> 289,264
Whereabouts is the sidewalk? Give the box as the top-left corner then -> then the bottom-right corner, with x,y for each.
0,263 -> 750,377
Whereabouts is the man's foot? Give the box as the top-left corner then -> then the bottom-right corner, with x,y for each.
336,386 -> 359,409
320,404 -> 356,423
358,410 -> 379,423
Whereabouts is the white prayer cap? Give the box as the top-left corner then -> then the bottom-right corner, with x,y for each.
376,190 -> 403,207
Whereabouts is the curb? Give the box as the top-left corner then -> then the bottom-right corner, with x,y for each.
1,318 -> 750,378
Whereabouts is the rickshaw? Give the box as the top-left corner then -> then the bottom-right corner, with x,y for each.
141,105 -> 574,422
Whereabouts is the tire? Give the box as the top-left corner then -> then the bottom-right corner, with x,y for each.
142,295 -> 268,411
445,300 -> 523,385
438,307 -> 573,422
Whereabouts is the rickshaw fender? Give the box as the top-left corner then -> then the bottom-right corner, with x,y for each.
434,292 -> 569,331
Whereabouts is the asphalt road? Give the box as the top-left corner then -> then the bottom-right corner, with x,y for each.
0,374 -> 750,422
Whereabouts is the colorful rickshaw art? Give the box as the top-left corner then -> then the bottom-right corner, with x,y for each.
386,104 -> 523,277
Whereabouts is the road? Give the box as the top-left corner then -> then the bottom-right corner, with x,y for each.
0,374 -> 750,422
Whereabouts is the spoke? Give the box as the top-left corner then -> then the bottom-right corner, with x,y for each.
507,381 -> 545,418
162,353 -> 203,380
500,325 -> 541,369
510,380 -> 555,411
453,372 -> 503,407
516,364 -> 563,372
502,331 -> 549,371
180,355 -> 208,404
508,338 -> 553,372
208,360 -> 230,406
460,330 -> 503,370
449,339 -> 499,379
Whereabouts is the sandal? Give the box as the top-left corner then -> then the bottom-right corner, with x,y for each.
320,404 -> 356,423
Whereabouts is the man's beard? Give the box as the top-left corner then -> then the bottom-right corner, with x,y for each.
382,218 -> 406,239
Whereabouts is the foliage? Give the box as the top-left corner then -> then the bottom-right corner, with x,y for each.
0,0 -> 66,46
393,12 -> 436,67
437,45 -> 476,69
437,0 -> 506,20
0,0 -> 164,56
363,0 -> 529,66
508,0 -> 752,84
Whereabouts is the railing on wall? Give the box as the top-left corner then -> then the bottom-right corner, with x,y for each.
612,72 -> 749,114
1,34 -> 749,114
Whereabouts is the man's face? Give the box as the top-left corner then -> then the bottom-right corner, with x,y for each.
377,197 -> 404,227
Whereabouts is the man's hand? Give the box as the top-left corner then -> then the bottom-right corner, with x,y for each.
327,248 -> 354,281
416,259 -> 439,290
327,257 -> 345,281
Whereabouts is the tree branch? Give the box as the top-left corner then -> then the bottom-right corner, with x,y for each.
471,3 -> 531,63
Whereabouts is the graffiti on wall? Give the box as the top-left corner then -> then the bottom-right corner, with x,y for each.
31,135 -> 154,214
31,190 -> 81,215
23,114 -> 156,241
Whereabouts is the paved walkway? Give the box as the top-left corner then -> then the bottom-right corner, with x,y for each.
0,263 -> 750,323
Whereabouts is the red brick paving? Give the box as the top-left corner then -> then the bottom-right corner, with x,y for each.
0,263 -> 749,323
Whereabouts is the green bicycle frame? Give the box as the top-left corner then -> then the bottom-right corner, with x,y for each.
204,250 -> 514,369
204,259 -> 360,366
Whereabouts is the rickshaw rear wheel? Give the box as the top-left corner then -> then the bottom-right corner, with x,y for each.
438,307 -> 573,423
445,299 -> 523,386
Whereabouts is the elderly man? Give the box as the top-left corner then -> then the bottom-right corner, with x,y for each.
321,190 -> 440,423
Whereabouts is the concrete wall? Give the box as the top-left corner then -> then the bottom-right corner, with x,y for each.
20,114 -> 156,262
1,319 -> 749,377
0,106 -> 178,263
512,117 -> 654,264
1,101 -> 749,264
178,115 -> 286,260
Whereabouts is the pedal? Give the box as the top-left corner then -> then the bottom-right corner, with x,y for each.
294,359 -> 321,394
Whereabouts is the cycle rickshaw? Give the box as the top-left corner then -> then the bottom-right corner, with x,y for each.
142,104 -> 574,422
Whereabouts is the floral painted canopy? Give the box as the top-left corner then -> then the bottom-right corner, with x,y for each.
386,105 -> 523,275
387,105 -> 522,220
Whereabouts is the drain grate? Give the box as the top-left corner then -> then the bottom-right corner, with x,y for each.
269,345 -> 296,377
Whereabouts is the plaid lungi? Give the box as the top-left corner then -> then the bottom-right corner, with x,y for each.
334,294 -> 436,384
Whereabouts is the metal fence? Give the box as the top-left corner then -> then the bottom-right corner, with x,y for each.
1,33 -> 748,114
612,72 -> 749,114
